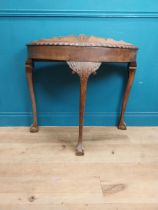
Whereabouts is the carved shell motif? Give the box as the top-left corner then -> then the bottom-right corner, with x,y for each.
29,34 -> 137,49
67,61 -> 102,77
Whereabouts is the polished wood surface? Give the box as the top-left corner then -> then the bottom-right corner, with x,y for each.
26,35 -> 138,155
28,46 -> 137,62
0,126 -> 158,209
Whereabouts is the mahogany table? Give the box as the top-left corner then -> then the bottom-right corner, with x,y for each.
26,35 -> 138,155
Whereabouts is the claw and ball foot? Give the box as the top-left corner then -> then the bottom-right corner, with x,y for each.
118,121 -> 127,130
76,143 -> 84,156
30,124 -> 39,133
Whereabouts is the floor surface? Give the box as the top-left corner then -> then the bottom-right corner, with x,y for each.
0,126 -> 158,209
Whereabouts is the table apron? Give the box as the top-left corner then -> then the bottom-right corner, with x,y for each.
28,46 -> 137,63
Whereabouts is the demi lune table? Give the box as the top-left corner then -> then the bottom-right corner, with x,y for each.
26,35 -> 138,155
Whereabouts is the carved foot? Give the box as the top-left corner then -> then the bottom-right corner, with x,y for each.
118,121 -> 127,130
30,124 -> 39,133
76,143 -> 84,156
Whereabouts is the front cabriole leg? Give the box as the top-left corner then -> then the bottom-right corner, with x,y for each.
25,59 -> 39,133
118,62 -> 137,130
77,72 -> 89,155
67,62 -> 101,155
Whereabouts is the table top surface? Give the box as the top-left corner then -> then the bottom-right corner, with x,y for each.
28,34 -> 138,50
27,35 -> 138,63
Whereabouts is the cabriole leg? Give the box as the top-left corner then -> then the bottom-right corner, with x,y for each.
25,59 -> 39,132
76,73 -> 89,155
67,61 -> 101,155
118,62 -> 137,130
